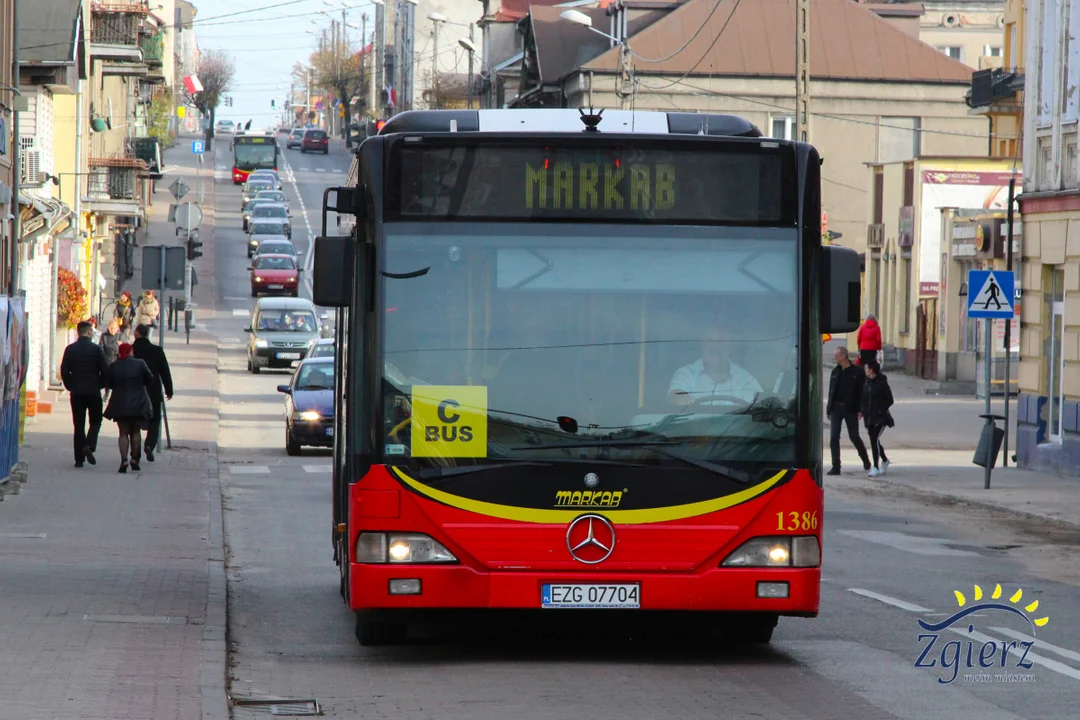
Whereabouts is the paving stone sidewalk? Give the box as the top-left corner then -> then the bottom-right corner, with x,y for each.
0,138 -> 227,720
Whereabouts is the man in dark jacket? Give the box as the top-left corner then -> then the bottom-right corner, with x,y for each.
132,324 -> 173,462
826,346 -> 871,475
60,321 -> 109,467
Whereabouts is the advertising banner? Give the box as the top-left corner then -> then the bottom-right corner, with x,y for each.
919,169 -> 1019,296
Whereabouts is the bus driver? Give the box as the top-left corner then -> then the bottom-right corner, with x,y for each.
668,325 -> 762,406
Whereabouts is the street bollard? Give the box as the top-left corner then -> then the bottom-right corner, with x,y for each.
973,413 -> 1006,489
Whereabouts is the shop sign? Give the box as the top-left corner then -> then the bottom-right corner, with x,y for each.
952,242 -> 978,257
898,206 -> 914,247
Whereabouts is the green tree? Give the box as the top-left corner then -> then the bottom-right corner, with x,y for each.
147,88 -> 174,147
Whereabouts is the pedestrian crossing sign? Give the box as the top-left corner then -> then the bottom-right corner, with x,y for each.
966,270 -> 1015,319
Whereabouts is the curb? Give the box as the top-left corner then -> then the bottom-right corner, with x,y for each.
196,140 -> 229,720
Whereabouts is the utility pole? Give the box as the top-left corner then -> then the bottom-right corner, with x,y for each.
618,44 -> 632,111
375,0 -> 385,117
392,1 -> 401,116
466,23 -> 475,109
432,19 -> 440,107
361,14 -> 369,118
795,0 -> 810,142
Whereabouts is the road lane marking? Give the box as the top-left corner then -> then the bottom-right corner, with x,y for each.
303,465 -> 331,473
837,529 -> 981,557
957,627 -> 1080,681
224,296 -> 248,301
990,626 -> 1080,664
847,588 -> 932,613
232,309 -> 250,316
315,168 -> 326,172
226,466 -> 270,474
279,153 -> 315,297
218,337 -> 242,343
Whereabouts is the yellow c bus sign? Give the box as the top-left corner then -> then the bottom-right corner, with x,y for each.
176,106 -> 185,118
411,386 -> 488,458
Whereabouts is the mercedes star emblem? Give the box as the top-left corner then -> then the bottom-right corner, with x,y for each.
584,472 -> 599,488
565,514 -> 616,564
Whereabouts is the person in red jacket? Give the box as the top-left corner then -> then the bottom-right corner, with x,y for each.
856,313 -> 882,366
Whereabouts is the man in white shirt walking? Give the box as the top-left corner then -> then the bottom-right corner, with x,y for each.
668,325 -> 762,406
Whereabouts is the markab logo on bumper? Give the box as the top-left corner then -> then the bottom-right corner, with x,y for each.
914,584 -> 1049,685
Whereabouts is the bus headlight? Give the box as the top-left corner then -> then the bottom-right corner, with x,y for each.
721,536 -> 820,568
355,533 -> 457,564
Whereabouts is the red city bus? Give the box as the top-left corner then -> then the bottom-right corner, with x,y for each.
232,131 -> 279,184
312,109 -> 861,646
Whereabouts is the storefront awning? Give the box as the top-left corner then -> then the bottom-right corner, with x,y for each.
17,192 -> 73,241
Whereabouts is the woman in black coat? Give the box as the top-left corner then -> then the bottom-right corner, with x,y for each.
103,342 -> 154,473
861,360 -> 895,478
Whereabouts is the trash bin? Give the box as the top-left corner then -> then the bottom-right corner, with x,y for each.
973,413 -> 1006,468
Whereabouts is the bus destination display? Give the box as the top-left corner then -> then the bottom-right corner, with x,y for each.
391,143 -> 794,224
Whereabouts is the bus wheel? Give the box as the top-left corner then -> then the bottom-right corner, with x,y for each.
355,616 -> 406,646
728,614 -> 777,644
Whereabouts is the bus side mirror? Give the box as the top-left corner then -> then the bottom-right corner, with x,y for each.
313,235 -> 355,308
820,245 -> 861,334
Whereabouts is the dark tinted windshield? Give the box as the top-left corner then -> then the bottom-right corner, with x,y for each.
258,310 -> 318,332
254,256 -> 296,270
251,223 -> 286,235
296,363 -> 335,390
244,182 -> 273,195
236,144 -> 276,169
253,205 -> 287,219
306,131 -> 326,140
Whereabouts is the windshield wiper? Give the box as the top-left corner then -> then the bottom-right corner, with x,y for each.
414,461 -> 556,480
507,440 -> 754,484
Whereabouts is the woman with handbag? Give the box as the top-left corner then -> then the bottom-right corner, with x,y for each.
103,343 -> 155,473
861,360 -> 895,478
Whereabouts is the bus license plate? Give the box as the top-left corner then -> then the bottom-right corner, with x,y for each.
541,584 -> 640,609
277,352 -> 301,359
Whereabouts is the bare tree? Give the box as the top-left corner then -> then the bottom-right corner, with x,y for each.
192,49 -> 236,148
422,71 -> 470,110
309,27 -> 367,147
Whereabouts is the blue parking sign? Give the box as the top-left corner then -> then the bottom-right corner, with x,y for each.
191,140 -> 205,154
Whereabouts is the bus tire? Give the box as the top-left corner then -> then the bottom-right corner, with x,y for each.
355,616 -> 406,647
728,614 -> 777,644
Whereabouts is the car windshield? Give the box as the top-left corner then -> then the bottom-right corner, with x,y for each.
253,205 -> 287,219
255,256 -> 296,270
309,342 -> 334,358
258,310 -> 318,332
380,225 -> 799,469
306,131 -> 326,140
257,192 -> 285,202
291,129 -> 303,136
296,363 -> 335,390
244,183 -> 272,195
252,173 -> 277,182
258,243 -> 294,256
251,223 -> 286,236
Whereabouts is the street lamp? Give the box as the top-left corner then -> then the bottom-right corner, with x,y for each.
559,10 -> 633,109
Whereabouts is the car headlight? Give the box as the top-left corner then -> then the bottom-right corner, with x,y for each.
721,536 -> 820,568
355,533 -> 457,564
255,339 -> 268,348
294,410 -> 320,421
254,276 -> 263,281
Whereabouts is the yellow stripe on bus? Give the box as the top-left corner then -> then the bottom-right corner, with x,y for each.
388,467 -> 791,525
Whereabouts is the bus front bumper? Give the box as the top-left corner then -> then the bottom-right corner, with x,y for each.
349,565 -> 820,616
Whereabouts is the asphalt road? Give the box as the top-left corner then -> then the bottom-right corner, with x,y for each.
210,137 -> 1080,720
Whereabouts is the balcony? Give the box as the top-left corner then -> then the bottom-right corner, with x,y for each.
140,34 -> 163,67
90,2 -> 147,62
85,155 -> 147,216
967,68 -> 1025,113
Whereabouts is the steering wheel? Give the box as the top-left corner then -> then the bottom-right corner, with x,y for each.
681,394 -> 753,413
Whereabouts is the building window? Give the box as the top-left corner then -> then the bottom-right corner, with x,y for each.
1046,266 -> 1066,443
938,46 -> 962,60
984,45 -> 1003,57
879,117 -> 922,163
769,115 -> 794,141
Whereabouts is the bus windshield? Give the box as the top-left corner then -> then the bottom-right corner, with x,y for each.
235,142 -> 277,169
380,225 -> 799,469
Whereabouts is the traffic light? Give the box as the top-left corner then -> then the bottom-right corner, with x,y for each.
186,231 -> 203,261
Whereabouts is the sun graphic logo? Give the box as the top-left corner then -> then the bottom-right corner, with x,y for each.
914,584 -> 1048,685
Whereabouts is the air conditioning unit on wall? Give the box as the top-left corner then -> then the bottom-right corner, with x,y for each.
21,149 -> 42,185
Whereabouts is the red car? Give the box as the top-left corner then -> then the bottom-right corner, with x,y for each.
250,253 -> 300,297
301,129 -> 329,154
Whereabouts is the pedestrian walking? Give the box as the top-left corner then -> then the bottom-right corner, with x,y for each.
826,347 -> 871,475
60,320 -> 109,468
132,323 -> 173,462
115,291 -> 136,342
99,318 -> 121,402
103,343 -> 154,473
856,313 -> 882,366
861,360 -> 895,478
135,290 -> 160,338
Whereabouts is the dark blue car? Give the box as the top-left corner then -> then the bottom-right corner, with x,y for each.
278,357 -> 335,455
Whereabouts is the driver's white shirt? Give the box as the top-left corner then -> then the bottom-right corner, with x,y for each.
669,359 -> 762,404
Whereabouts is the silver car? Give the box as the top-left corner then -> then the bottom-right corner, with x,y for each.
241,180 -> 274,208
245,297 -> 328,373
249,169 -> 282,190
246,220 -> 290,258
249,203 -> 291,238
242,198 -> 273,232
255,189 -> 290,215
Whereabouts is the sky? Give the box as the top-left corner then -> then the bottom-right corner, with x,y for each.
191,0 -> 380,126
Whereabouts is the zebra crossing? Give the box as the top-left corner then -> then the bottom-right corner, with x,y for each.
224,464 -> 330,475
